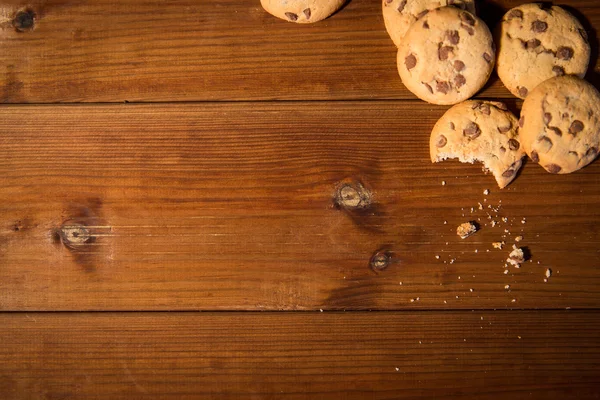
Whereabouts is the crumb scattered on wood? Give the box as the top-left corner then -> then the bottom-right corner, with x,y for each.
545,268 -> 552,278
492,241 -> 504,249
483,189 -> 490,195
507,245 -> 525,267
457,222 -> 477,239
514,235 -> 523,242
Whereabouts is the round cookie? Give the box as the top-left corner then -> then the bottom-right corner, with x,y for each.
397,7 -> 495,105
495,3 -> 590,99
260,0 -> 345,23
519,75 -> 600,174
382,0 -> 476,47
430,100 -> 525,188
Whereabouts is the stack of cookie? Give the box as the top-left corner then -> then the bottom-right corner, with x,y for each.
384,1 -> 599,187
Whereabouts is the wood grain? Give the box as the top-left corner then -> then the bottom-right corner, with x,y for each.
1,102 -> 599,311
1,311 -> 599,399
0,0 -> 598,102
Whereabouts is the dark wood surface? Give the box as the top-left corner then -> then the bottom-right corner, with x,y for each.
0,0 -> 598,102
1,312 -> 599,399
1,0 -> 600,398
1,102 -> 599,311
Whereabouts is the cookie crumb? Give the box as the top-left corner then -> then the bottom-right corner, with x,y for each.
442,180 -> 446,186
507,245 -> 525,267
521,218 -> 526,224
457,222 -> 477,239
492,241 -> 504,249
483,189 -> 490,195
478,202 -> 483,210
514,235 -> 523,242
503,269 -> 509,275
491,220 -> 497,227
469,288 -> 474,292
449,258 -> 455,264
504,284 -> 510,290
545,268 -> 552,278
395,367 -> 400,372
443,220 -> 447,225
435,255 -> 440,259
502,217 -> 508,223
511,299 -> 516,303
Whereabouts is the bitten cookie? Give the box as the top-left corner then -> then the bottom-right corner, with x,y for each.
397,7 -> 495,105
430,100 -> 526,188
495,3 -> 590,99
382,0 -> 476,47
260,0 -> 345,23
519,75 -> 600,174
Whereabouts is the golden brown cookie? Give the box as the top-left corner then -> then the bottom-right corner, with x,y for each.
495,3 -> 590,99
397,7 -> 495,105
431,100 -> 525,188
519,75 -> 600,174
261,0 -> 345,23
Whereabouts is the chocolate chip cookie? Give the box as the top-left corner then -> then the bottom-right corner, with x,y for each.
397,6 -> 495,105
519,75 -> 600,174
495,3 -> 590,99
430,100 -> 525,188
261,0 -> 345,23
383,0 -> 476,47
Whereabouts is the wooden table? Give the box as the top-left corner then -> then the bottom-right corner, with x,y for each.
1,0 -> 599,398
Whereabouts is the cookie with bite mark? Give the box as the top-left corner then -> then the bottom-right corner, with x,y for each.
430,100 -> 526,188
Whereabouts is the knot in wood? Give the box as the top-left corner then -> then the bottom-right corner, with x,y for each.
60,224 -> 91,246
370,250 -> 390,272
13,9 -> 36,32
335,181 -> 371,210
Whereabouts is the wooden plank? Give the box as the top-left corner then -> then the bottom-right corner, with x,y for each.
0,0 -> 598,102
0,311 -> 599,399
1,102 -> 599,311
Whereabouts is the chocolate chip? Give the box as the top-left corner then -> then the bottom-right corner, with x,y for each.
405,54 -> 417,70
461,24 -> 474,35
527,39 -> 541,49
436,135 -> 448,148
557,46 -> 574,61
562,112 -> 569,119
416,10 -> 429,19
538,136 -> 553,152
453,60 -> 465,71
508,9 -> 523,20
543,112 -> 552,125
518,86 -> 528,98
285,12 -> 298,21
586,147 -> 598,158
424,82 -> 433,93
397,0 -> 407,12
446,30 -> 460,45
479,103 -> 491,115
303,8 -> 311,19
460,12 -> 475,26
471,102 -> 480,109
548,126 -> 562,136
436,81 -> 450,94
452,74 -> 466,89
449,122 -> 455,130
483,52 -> 492,63
493,102 -> 508,111
530,150 -> 539,163
508,139 -> 520,150
385,0 -> 393,3
519,116 -> 525,127
502,169 -> 515,177
531,20 -> 548,33
546,164 -> 562,174
552,65 -> 565,76
569,120 -> 584,135
423,21 -> 429,29
463,122 -> 481,139
498,124 -> 512,133
439,45 -> 453,61
500,146 -> 507,153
